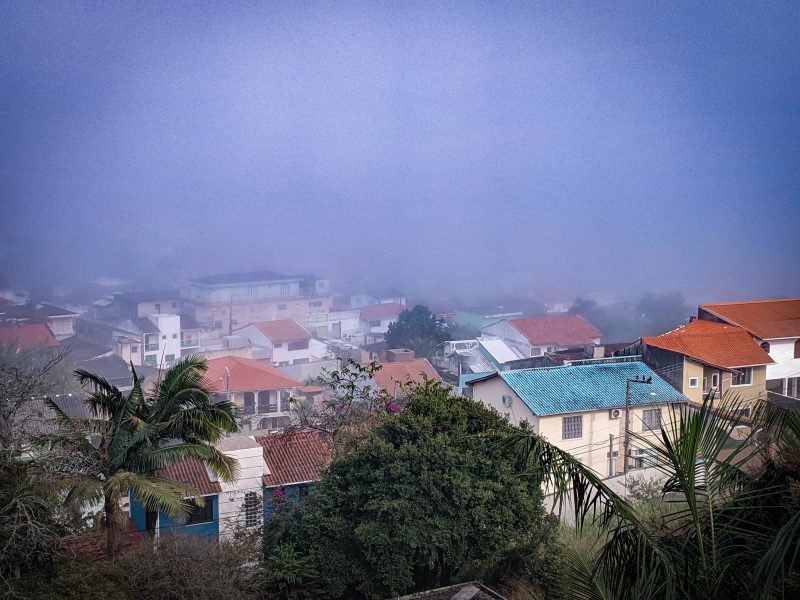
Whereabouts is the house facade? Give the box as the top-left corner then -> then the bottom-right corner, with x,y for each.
204,356 -> 301,433
628,319 -> 774,410
698,299 -> 800,399
469,359 -> 688,477
359,303 -> 406,342
0,302 -> 76,340
480,314 -> 602,358
181,270 -> 331,334
234,319 -> 327,366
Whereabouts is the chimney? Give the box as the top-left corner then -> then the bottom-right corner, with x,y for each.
592,345 -> 605,359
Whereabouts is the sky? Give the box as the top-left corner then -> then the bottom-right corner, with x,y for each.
2,1 -> 799,303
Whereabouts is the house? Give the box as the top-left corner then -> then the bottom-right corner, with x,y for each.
372,356 -> 442,399
469,359 -> 688,477
305,308 -> 361,340
0,302 -> 76,340
181,270 -> 331,334
345,289 -> 407,309
627,320 -> 774,410
481,314 -> 602,358
455,306 -> 524,331
129,431 -> 332,539
179,314 -> 202,354
204,356 -> 301,433
0,323 -> 59,350
234,319 -> 327,366
129,436 -> 266,538
258,431 -> 332,519
95,289 -> 182,321
698,299 -> 800,399
359,303 -> 406,342
118,313 -> 182,367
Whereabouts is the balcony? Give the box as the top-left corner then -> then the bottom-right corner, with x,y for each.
181,339 -> 199,348
145,344 -> 159,352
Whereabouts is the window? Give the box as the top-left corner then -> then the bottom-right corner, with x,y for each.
155,303 -> 161,313
280,284 -> 290,296
688,377 -> 699,388
711,373 -> 719,388
642,408 -> 662,431
274,343 -> 283,348
288,340 -> 309,351
246,286 -> 257,299
186,496 -> 214,525
562,415 -> 583,439
172,333 -> 177,339
277,304 -> 287,311
369,319 -> 381,327
607,450 -> 618,477
130,345 -> 139,353
732,406 -> 752,418
244,491 -> 261,527
259,417 -> 270,429
144,354 -> 157,365
702,377 -> 708,392
243,392 -> 255,415
171,302 -> 177,308
760,341 -> 770,352
309,301 -> 322,308
530,347 -> 542,357
161,334 -> 167,340
298,485 -> 310,501
165,354 -> 175,362
732,367 -> 752,386
258,391 -> 275,413
632,449 -> 658,470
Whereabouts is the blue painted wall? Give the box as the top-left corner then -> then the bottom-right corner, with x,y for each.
263,484 -> 314,520
130,494 -> 219,538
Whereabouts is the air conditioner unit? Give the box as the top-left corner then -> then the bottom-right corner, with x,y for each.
609,408 -> 622,419
501,395 -> 513,408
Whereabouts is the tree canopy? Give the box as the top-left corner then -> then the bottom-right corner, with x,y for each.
385,305 -> 448,358
266,381 -> 558,599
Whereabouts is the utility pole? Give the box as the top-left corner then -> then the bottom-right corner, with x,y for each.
622,375 -> 652,474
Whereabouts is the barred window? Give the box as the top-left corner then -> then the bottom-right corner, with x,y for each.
732,367 -> 752,386
562,415 -> 583,440
642,408 -> 662,431
244,491 -> 261,528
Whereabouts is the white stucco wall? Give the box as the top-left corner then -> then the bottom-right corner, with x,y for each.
215,437 -> 267,536
150,313 -> 182,365
765,338 -> 800,380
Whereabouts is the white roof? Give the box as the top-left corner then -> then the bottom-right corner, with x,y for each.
479,338 -> 523,363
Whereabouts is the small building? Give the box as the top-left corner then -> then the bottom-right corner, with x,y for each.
481,314 -> 602,358
0,322 -> 59,350
0,302 -> 76,340
359,303 -> 406,342
630,319 -> 774,410
699,299 -> 800,399
204,356 -> 301,433
469,360 -> 688,477
234,319 -> 327,366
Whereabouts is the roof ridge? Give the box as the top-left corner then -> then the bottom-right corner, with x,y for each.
701,298 -> 799,307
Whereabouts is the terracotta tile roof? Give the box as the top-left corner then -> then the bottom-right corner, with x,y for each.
372,358 -> 442,392
158,456 -> 221,496
252,319 -> 311,344
60,518 -> 145,560
642,320 -> 774,369
700,299 -> 800,340
0,323 -> 58,349
508,314 -> 602,346
204,356 -> 300,392
256,431 -> 332,488
360,303 -> 406,321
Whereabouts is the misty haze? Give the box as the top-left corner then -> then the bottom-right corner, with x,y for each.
2,3 -> 799,600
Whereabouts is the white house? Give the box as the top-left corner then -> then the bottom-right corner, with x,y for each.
480,314 -> 602,358
359,303 -> 406,342
699,299 -> 800,399
305,309 -> 361,340
234,319 -> 326,366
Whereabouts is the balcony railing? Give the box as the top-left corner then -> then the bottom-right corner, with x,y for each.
181,340 -> 199,348
145,344 -> 159,352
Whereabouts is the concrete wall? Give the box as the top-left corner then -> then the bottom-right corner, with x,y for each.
215,438 -> 267,536
191,295 -> 333,333
765,338 -> 800,382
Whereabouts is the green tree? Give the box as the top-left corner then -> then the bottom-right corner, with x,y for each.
268,381 -> 557,599
47,355 -> 241,558
385,305 -> 448,358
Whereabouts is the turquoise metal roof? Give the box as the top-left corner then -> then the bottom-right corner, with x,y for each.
498,360 -> 688,416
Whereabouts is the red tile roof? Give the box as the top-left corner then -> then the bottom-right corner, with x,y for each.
158,456 -> 222,496
256,431 -> 332,488
700,299 -> 800,340
642,320 -> 774,369
509,315 -> 602,346
372,358 -> 442,392
251,319 -> 311,344
204,356 -> 300,392
0,323 -> 58,349
360,303 -> 406,321
60,518 -> 145,560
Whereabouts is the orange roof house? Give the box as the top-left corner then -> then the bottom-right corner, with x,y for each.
204,356 -> 300,392
249,319 -> 311,344
371,358 -> 442,397
508,315 -> 602,347
0,323 -> 59,350
699,299 -> 800,340
257,431 -> 332,488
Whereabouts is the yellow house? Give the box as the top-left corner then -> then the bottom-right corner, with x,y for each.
468,359 -> 688,477
632,319 -> 774,412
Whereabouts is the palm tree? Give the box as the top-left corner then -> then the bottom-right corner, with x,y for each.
500,391 -> 800,599
46,355 -> 240,558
